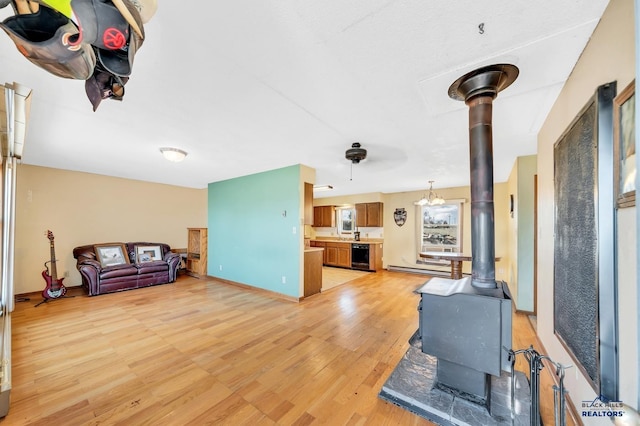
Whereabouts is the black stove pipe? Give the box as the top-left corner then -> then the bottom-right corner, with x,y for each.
448,64 -> 519,289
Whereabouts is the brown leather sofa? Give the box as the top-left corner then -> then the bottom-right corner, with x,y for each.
73,242 -> 181,296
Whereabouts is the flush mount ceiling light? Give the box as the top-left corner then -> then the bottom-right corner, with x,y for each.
160,147 -> 187,162
414,180 -> 446,206
313,185 -> 334,191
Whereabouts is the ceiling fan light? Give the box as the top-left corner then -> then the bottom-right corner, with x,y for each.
160,147 -> 188,162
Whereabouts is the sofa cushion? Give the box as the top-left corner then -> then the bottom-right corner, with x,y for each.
98,276 -> 140,294
138,271 -> 170,288
99,263 -> 138,279
135,261 -> 168,274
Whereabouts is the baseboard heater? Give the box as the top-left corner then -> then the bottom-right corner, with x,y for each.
387,265 -> 450,277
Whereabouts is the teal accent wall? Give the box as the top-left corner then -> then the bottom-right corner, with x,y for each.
208,165 -> 301,297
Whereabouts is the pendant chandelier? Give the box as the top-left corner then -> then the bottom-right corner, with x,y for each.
414,180 -> 445,206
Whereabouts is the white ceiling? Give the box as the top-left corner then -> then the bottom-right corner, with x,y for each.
0,0 -> 610,197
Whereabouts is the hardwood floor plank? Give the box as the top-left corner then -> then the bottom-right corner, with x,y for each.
29,399 -> 95,426
151,379 -> 236,425
7,272 -> 571,425
87,377 -> 154,418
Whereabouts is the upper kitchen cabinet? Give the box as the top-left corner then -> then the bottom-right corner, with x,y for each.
355,202 -> 384,227
313,205 -> 335,227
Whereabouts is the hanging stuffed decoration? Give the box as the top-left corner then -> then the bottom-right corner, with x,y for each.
0,0 -> 157,110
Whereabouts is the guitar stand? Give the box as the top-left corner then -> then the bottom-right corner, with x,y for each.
34,295 -> 75,307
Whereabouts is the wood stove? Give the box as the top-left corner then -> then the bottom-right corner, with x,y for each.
417,277 -> 512,407
380,65 -> 526,423
418,64 -> 519,411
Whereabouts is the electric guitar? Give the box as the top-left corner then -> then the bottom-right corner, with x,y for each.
42,230 -> 67,300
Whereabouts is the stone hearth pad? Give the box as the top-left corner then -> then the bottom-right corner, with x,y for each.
379,346 -> 531,425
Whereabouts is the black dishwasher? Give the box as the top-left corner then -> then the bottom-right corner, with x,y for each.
351,243 -> 370,270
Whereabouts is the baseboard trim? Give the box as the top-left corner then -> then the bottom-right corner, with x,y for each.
15,285 -> 83,300
208,276 -> 301,303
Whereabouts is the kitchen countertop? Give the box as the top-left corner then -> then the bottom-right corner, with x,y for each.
311,239 -> 382,244
304,247 -> 325,252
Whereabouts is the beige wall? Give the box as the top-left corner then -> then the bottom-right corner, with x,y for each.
382,184 -> 510,280
313,184 -> 510,281
617,207 -> 638,403
15,165 -> 207,295
537,0 -> 637,414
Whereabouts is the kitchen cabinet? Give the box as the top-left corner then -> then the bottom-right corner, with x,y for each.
337,244 -> 351,267
186,228 -> 207,278
325,245 -> 338,265
304,182 -> 313,225
310,240 -> 327,263
355,202 -> 384,227
312,240 -> 381,270
324,241 -> 351,268
304,248 -> 323,297
369,242 -> 383,271
313,205 -> 335,227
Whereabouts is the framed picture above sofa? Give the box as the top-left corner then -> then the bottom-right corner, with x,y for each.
135,245 -> 162,263
95,244 -> 130,267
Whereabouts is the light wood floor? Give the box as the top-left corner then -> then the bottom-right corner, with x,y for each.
321,267 -> 370,291
6,271 -> 577,425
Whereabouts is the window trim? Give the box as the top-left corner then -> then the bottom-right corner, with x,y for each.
336,206 -> 356,235
417,199 -> 464,256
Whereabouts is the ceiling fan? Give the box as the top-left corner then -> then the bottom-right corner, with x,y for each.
317,142 -> 405,187
345,142 -> 367,163
345,142 -> 367,181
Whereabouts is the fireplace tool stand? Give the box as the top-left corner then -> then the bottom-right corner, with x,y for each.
508,346 -> 571,426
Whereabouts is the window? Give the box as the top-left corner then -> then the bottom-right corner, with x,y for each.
419,202 -> 463,253
337,207 -> 355,235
